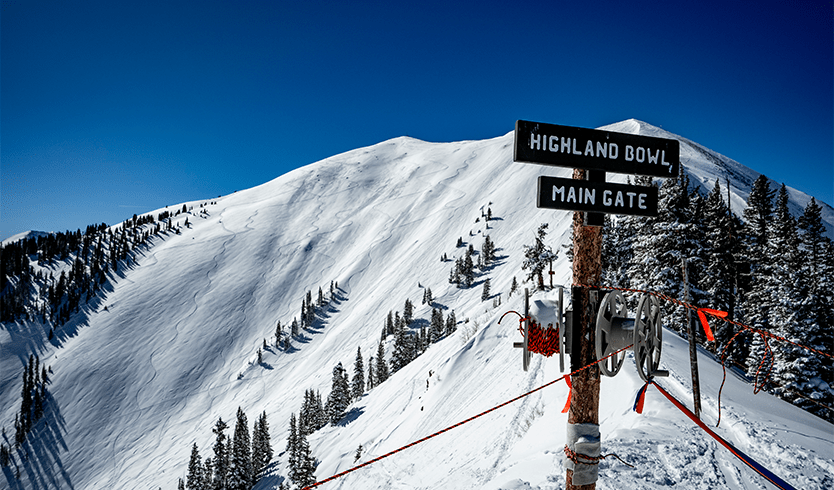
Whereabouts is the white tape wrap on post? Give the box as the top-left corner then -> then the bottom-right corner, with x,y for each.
563,422 -> 601,486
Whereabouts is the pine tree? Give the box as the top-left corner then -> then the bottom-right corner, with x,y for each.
352,346 -> 365,400
798,198 -> 826,295
445,310 -> 457,336
293,430 -> 316,489
375,341 -> 389,384
211,417 -> 230,490
187,443 -> 205,490
481,278 -> 491,301
700,180 -> 735,350
403,298 -> 414,326
367,356 -> 375,389
521,224 -> 556,291
426,288 -> 433,306
325,363 -> 350,425
482,235 -> 495,265
463,249 -> 475,287
386,311 -> 394,336
315,390 -> 327,430
631,173 -> 700,334
430,308 -> 444,343
449,260 -> 461,285
203,458 -> 214,490
287,413 -> 299,486
299,390 -> 315,436
251,411 -> 272,480
791,198 -> 834,417
229,408 -> 252,490
510,276 -> 518,297
768,185 -> 805,402
741,176 -> 776,377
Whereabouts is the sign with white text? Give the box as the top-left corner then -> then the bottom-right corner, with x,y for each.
537,176 -> 658,216
514,120 -> 680,178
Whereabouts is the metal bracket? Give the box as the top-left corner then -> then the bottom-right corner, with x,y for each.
513,288 -> 532,371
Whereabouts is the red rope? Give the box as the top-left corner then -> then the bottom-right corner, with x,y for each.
528,321 -> 560,357
498,310 -> 561,357
301,344 -> 634,490
715,329 -> 774,426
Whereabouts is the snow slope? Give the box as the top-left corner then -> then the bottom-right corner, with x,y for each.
1,121 -> 831,490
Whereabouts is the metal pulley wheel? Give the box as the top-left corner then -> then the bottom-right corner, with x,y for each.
633,294 -> 667,381
594,291 -> 632,377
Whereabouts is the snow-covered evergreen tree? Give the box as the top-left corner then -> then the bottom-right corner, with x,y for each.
211,417 -> 230,490
187,443 -> 205,490
699,179 -> 735,350
791,197 -> 834,418
366,355 -> 375,390
251,411 -> 272,481
286,413 -> 300,487
445,310 -> 457,336
386,311 -> 394,337
741,175 -> 776,377
450,258 -> 462,286
325,362 -> 350,425
521,223 -> 556,291
375,341 -> 389,384
481,278 -> 491,301
768,185 -> 804,400
391,321 -> 412,373
352,346 -> 365,400
482,235 -> 495,265
430,308 -> 444,343
292,429 -> 316,490
403,298 -> 414,326
228,407 -> 252,490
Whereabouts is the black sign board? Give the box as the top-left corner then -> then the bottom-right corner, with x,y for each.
514,120 -> 680,178
537,176 -> 658,217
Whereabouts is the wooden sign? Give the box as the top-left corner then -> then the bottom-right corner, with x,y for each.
537,176 -> 658,217
514,120 -> 680,178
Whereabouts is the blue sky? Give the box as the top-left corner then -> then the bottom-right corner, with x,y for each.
2,0 -> 832,241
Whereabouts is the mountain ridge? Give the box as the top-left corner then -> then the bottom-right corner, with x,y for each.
1,120 -> 831,489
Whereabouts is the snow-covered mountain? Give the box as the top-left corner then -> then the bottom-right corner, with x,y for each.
1,121 -> 831,490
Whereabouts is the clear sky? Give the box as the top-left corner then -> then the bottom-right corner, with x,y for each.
2,0 -> 832,241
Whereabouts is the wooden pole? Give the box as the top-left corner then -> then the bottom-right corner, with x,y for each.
683,258 -> 701,418
566,168 -> 602,490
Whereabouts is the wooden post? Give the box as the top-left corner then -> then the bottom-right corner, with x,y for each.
683,258 -> 702,418
566,168 -> 602,490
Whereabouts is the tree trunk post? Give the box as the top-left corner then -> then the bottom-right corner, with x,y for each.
566,168 -> 603,490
